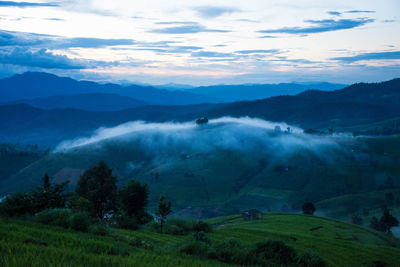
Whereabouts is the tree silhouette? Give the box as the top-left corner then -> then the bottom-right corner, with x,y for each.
76,162 -> 117,220
302,201 -> 316,215
156,195 -> 172,233
119,179 -> 149,223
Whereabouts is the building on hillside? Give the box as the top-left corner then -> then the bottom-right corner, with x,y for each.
242,209 -> 262,220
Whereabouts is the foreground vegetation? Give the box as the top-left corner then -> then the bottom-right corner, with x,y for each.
1,213 -> 400,266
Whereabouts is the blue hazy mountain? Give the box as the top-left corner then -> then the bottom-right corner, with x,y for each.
0,78 -> 399,147
11,93 -> 146,111
0,72 -> 210,106
185,82 -> 347,102
0,72 -> 347,108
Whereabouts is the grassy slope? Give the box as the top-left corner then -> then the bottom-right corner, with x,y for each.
1,135 -> 400,217
1,213 -> 400,267
208,213 -> 400,266
0,217 -> 226,267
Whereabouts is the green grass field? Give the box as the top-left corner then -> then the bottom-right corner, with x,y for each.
1,213 -> 399,266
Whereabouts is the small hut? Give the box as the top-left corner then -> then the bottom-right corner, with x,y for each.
242,209 -> 262,220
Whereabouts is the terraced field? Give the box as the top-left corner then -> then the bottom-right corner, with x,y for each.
1,213 -> 399,266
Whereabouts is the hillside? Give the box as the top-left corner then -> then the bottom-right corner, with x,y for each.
12,93 -> 146,111
0,72 -> 210,106
1,213 -> 399,266
1,120 -> 399,219
187,82 -> 346,102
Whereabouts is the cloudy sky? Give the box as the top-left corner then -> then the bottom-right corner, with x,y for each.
0,0 -> 399,85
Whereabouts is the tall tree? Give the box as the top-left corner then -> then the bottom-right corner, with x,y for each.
76,162 -> 117,220
156,195 -> 172,233
118,179 -> 149,222
31,173 -> 68,213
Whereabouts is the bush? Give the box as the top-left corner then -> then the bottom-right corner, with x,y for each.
250,240 -> 297,265
192,231 -> 211,244
193,221 -> 212,233
179,240 -> 210,258
0,192 -> 33,217
114,213 -> 139,230
298,251 -> 328,267
302,202 -> 316,215
69,212 -> 91,232
164,218 -> 196,235
89,224 -> 110,236
35,209 -> 72,228
212,238 -> 249,264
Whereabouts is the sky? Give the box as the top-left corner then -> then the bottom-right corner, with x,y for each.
0,0 -> 399,85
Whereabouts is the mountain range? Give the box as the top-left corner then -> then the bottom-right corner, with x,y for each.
0,72 -> 399,148
0,72 -> 346,109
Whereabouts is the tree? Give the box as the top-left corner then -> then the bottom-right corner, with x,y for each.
156,195 -> 172,233
369,210 -> 399,233
0,192 -> 33,216
302,201 -> 316,215
31,173 -> 69,213
380,209 -> 399,233
75,162 -> 117,220
370,216 -> 382,231
118,179 -> 149,223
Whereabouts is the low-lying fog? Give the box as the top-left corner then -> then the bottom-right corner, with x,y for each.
55,117 -> 340,158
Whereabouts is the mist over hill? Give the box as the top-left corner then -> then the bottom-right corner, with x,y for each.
0,77 -> 399,147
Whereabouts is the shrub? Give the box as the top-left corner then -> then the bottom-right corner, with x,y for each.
89,224 -> 110,236
179,240 -> 210,258
250,240 -> 297,265
69,212 -> 91,232
302,202 -> 316,215
192,231 -> 211,244
298,251 -> 328,267
114,213 -> 139,230
193,221 -> 212,233
35,209 -> 72,228
0,192 -> 33,217
213,238 -> 249,264
164,218 -> 196,235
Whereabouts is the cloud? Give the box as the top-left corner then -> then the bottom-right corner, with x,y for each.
59,38 -> 135,48
0,1 -> 57,7
328,11 -> 341,16
129,45 -> 202,54
0,47 -> 86,69
235,49 -> 280,55
155,21 -> 197,25
331,51 -> 400,62
194,6 -> 240,18
260,35 -> 278,39
55,117 -> 307,152
0,29 -> 136,48
258,18 -> 374,35
191,51 -> 235,58
346,10 -> 375,14
150,22 -> 230,34
0,29 -> 48,46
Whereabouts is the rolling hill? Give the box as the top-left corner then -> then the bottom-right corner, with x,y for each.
1,119 -> 399,220
186,82 -> 346,102
0,72 -> 210,106
11,93 -> 146,111
1,213 -> 399,266
0,77 -> 399,147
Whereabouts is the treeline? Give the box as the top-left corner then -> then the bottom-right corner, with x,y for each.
0,161 -> 178,233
